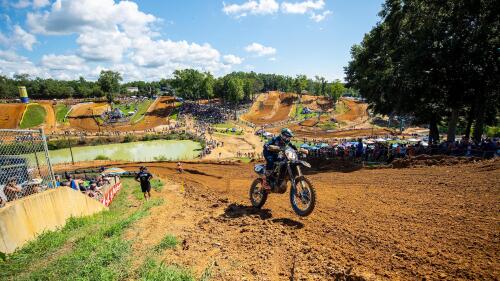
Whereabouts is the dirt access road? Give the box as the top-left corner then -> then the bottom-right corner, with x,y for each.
69,159 -> 500,280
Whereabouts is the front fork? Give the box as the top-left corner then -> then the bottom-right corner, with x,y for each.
287,164 -> 304,196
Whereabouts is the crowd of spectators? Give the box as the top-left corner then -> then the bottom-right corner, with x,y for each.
61,171 -> 115,200
0,170 -> 117,207
303,137 -> 499,163
179,102 -> 234,124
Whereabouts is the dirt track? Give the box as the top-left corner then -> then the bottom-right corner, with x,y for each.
67,97 -> 175,131
242,92 -> 294,125
66,159 -> 500,280
0,104 -> 26,129
38,102 -> 56,132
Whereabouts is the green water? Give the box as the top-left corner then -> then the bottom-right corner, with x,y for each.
47,140 -> 201,164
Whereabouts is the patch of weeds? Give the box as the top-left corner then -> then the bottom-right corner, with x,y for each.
95,154 -> 111,160
139,257 -> 194,281
154,234 -> 178,252
151,179 -> 164,192
199,261 -> 215,281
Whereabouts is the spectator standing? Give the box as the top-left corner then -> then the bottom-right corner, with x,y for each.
135,166 -> 153,201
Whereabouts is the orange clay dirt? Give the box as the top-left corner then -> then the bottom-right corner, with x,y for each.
0,103 -> 26,129
67,96 -> 176,131
61,159 -> 500,280
241,92 -> 295,125
38,102 -> 56,132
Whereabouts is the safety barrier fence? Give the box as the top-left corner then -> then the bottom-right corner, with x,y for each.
0,129 -> 56,207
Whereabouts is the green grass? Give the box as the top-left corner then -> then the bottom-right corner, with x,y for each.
19,103 -> 46,129
131,100 -> 153,123
55,104 -> 70,124
139,258 -> 194,281
113,100 -> 153,124
169,107 -> 179,121
318,121 -> 338,130
0,178 -> 193,281
334,100 -> 349,114
154,234 -> 178,252
213,122 -> 236,129
291,104 -> 316,121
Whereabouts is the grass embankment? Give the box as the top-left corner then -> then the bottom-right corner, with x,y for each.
290,104 -> 317,121
113,100 -> 153,124
0,178 -> 197,281
55,104 -> 70,124
19,103 -> 46,129
334,100 -> 349,115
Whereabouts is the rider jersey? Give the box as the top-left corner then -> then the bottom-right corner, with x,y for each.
263,136 -> 297,154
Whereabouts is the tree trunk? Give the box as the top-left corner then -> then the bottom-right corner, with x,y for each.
473,110 -> 485,143
446,107 -> 459,142
429,117 -> 440,144
464,106 -> 474,139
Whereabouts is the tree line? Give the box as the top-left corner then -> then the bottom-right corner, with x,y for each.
345,0 -> 499,142
0,70 -> 353,104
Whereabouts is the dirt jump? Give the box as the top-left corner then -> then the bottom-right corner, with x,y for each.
67,97 -> 176,132
0,104 -> 26,129
62,158 -> 500,280
241,92 -> 295,125
38,102 -> 56,133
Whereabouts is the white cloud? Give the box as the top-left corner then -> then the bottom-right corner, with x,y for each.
223,54 -> 243,65
268,57 -> 276,61
0,25 -> 37,51
281,0 -> 324,14
41,54 -> 86,71
310,10 -> 331,22
12,0 -> 30,8
33,0 -> 50,8
223,0 -> 279,18
12,0 -> 50,9
23,0 -> 239,79
0,50 -> 41,77
244,42 -> 276,57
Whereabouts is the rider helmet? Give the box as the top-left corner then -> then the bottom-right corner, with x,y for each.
280,128 -> 294,143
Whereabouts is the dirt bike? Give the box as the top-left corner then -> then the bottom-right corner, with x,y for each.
250,145 -> 316,216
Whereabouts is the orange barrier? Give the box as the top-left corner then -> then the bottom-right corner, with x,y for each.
100,181 -> 122,207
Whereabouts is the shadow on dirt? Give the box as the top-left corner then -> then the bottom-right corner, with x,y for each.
183,169 -> 222,179
222,203 -> 272,220
271,218 -> 304,229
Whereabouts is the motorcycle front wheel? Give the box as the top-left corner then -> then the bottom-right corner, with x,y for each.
290,176 -> 316,216
249,178 -> 268,208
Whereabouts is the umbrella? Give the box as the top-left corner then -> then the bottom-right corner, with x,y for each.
365,140 -> 375,144
407,138 -> 420,142
101,167 -> 127,175
375,138 -> 386,142
300,143 -> 311,149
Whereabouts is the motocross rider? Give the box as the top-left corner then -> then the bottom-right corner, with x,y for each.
263,128 -> 297,189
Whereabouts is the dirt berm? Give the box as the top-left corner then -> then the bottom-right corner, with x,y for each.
391,154 -> 483,168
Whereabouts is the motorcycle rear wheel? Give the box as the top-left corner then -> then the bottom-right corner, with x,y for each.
249,178 -> 268,208
290,176 -> 316,216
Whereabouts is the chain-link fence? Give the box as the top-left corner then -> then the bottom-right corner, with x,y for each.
0,129 -> 56,206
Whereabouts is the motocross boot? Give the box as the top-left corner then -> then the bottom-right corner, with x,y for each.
262,170 -> 272,191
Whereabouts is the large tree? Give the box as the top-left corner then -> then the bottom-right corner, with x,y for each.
98,70 -> 122,103
346,0 -> 499,142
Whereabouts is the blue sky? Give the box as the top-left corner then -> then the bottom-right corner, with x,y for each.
0,0 -> 384,81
